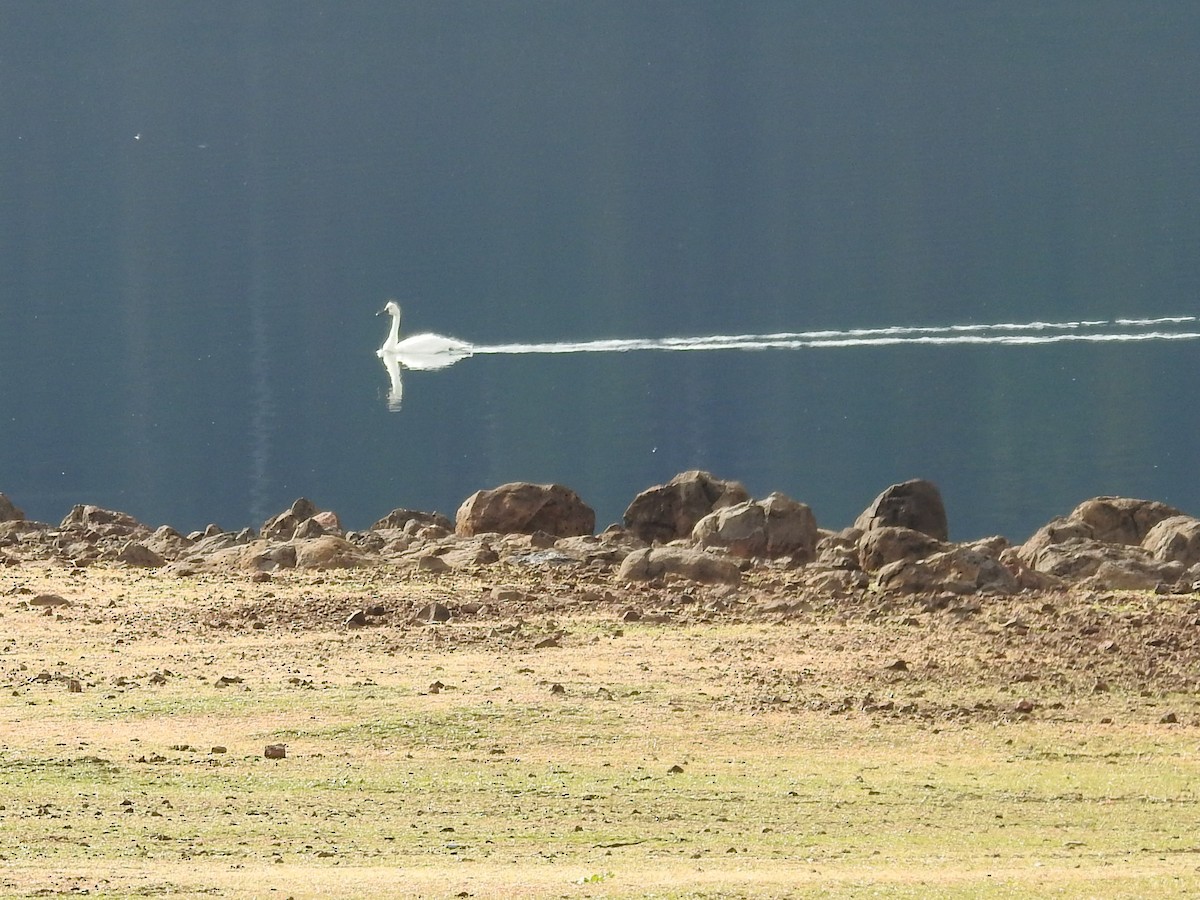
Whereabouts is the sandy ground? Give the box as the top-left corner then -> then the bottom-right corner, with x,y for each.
2,561 -> 1199,898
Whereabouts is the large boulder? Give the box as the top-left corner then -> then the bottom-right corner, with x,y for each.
1017,517 -> 1094,565
292,536 -> 375,569
617,547 -> 741,585
858,526 -> 944,573
814,528 -> 862,570
1018,497 -> 1193,583
875,547 -> 1019,596
187,540 -> 294,572
261,498 -> 322,541
59,504 -> 148,537
854,479 -> 948,541
1142,516 -> 1200,566
113,541 -> 166,568
1069,497 -> 1184,545
456,483 -> 594,538
0,493 -> 23,523
1021,536 -> 1181,588
624,471 -> 751,544
142,525 -> 193,561
691,493 -> 817,560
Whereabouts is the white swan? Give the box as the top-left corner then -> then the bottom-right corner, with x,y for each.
376,301 -> 473,411
376,301 -> 473,370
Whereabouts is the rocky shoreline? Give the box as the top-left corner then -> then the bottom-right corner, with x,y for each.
3,470 -> 1199,600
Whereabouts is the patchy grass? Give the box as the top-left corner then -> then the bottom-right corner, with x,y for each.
1,563 -> 1199,897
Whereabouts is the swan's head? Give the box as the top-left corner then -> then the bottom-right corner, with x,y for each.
378,300 -> 402,318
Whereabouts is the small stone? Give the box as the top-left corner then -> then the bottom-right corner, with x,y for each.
490,587 -> 528,603
1160,712 -> 1178,724
667,764 -> 684,774
529,530 -> 557,549
365,604 -> 387,616
1014,699 -> 1036,714
210,746 -> 228,754
67,679 -> 82,693
549,683 -> 566,695
533,635 -> 562,649
344,610 -> 368,628
214,675 -> 244,687
620,608 -> 642,622
264,744 -> 287,759
29,594 -> 71,608
414,602 -> 452,624
417,555 -> 451,574
884,659 -> 908,671
428,680 -> 445,694
250,571 -> 272,583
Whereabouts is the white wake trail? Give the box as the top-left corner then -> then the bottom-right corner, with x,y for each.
379,312 -> 1197,410
469,315 -> 1200,356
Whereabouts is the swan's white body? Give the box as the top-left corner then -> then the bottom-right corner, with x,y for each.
376,301 -> 473,370
376,301 -> 472,410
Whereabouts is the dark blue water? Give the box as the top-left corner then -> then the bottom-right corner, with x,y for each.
3,3 -> 1198,540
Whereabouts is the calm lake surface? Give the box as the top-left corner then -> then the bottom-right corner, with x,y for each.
3,3 -> 1198,541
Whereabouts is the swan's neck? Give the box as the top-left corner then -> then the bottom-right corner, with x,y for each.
385,308 -> 401,350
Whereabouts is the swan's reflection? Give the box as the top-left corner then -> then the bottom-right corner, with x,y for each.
376,302 -> 473,410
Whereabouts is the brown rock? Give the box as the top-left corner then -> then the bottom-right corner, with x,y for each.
59,504 -> 148,536
292,518 -> 326,539
370,508 -> 454,532
858,526 -> 944,573
416,554 -> 451,573
0,493 -> 24,522
1142,515 -> 1200,566
623,471 -> 751,544
691,493 -> 818,561
310,510 -> 342,534
115,541 -> 165,568
456,483 -> 594,538
344,610 -> 368,627
875,547 -> 1019,596
414,602 -> 452,624
292,536 -> 373,569
263,744 -> 287,759
29,593 -> 71,607
814,528 -> 862,569
1069,496 -> 1184,546
617,547 -> 742,585
1021,536 -> 1181,588
854,479 -> 948,541
261,498 -> 321,541
143,525 -> 193,561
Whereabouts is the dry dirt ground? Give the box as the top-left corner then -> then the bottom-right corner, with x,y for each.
2,560 -> 1200,898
